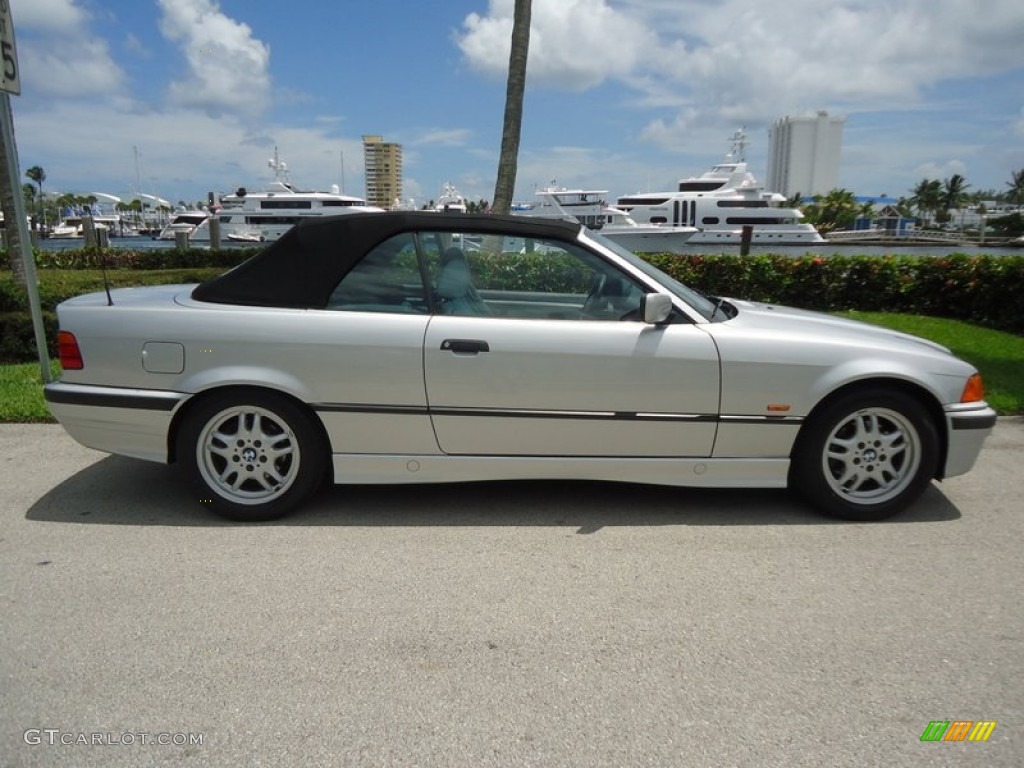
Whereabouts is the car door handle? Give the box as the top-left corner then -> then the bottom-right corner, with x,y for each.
441,339 -> 490,354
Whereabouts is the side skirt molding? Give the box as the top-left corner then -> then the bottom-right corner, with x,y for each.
330,454 -> 790,488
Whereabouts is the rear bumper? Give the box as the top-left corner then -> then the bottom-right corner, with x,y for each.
944,403 -> 998,478
44,382 -> 188,463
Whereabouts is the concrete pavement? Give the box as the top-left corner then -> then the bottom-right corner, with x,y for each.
1,420 -> 1022,767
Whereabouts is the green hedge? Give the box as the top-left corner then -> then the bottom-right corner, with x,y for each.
0,311 -> 58,363
0,268 -> 225,313
0,245 -> 258,271
0,268 -> 225,362
642,253 -> 1024,335
1,251 -> 1022,364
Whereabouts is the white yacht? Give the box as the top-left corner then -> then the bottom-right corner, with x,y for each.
518,186 -> 698,254
50,215 -> 134,239
616,130 -> 824,245
157,211 -> 211,241
192,150 -> 382,243
433,182 -> 468,213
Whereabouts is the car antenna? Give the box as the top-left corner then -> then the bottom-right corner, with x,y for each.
100,241 -> 113,306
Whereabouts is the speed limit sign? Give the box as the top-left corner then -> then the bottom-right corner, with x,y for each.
0,0 -> 20,95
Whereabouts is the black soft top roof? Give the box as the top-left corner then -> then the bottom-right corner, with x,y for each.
191,211 -> 583,308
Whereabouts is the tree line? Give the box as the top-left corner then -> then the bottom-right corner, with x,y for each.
795,168 -> 1024,234
20,165 -> 212,231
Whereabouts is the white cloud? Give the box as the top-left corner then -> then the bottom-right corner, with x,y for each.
457,0 -> 656,90
13,101 -> 366,201
413,129 -> 473,146
156,0 -> 271,118
913,159 -> 969,183
10,0 -> 87,33
460,0 -> 1024,158
12,0 -> 127,98
632,1 -> 1024,133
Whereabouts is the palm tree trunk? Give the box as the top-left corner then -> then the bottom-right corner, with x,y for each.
0,123 -> 27,286
491,0 -> 531,215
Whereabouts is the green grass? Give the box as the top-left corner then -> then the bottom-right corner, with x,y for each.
0,360 -> 61,422
2,314 -> 1021,423
839,312 -> 1024,415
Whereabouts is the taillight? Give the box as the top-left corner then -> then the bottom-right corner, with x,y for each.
57,331 -> 84,370
960,373 -> 984,403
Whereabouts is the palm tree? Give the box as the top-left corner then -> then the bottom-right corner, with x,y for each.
1007,169 -> 1024,209
909,178 -> 942,227
0,143 -> 26,283
807,188 -> 859,232
25,165 -> 46,230
941,174 -> 970,230
942,174 -> 970,213
491,0 -> 532,215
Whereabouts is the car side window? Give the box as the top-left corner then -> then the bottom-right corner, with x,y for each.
326,233 -> 429,314
426,232 -> 645,321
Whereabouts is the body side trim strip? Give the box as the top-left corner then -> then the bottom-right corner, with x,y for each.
44,384 -> 184,412
312,402 -> 803,425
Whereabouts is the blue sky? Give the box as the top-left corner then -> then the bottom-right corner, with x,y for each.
10,0 -> 1024,208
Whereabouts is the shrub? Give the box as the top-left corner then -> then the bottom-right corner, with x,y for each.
0,251 -> 1021,364
0,245 -> 258,271
644,253 -> 1024,334
1,268 -> 224,313
0,311 -> 58,364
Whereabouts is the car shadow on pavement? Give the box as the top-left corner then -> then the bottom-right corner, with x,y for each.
25,455 -> 962,530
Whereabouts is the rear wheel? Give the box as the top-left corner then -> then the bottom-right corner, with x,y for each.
179,390 -> 327,522
790,390 -> 939,520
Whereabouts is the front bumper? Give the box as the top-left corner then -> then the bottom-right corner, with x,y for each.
45,382 -> 189,464
944,403 -> 998,478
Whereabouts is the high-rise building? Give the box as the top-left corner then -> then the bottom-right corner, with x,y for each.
362,135 -> 403,209
766,111 -> 844,198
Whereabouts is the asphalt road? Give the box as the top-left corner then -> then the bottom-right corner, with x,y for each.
1,421 -> 1022,767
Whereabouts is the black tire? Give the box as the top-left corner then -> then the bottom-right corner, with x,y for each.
178,389 -> 327,522
790,389 -> 939,521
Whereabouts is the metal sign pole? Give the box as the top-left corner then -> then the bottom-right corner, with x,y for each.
0,3 -> 50,382
0,92 -> 51,382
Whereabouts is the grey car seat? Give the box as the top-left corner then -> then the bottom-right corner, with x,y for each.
437,247 -> 490,315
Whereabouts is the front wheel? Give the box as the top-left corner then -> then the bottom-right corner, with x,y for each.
178,390 -> 327,522
790,390 -> 939,521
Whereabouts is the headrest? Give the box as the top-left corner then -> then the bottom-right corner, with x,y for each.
438,258 -> 471,299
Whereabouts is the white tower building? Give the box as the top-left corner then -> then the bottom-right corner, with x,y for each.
766,111 -> 845,198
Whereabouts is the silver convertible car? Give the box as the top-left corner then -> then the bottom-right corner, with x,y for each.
45,212 -> 995,522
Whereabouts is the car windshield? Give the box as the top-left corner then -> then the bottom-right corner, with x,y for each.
583,231 -> 718,320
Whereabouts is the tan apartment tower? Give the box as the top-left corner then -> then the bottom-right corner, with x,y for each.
362,135 -> 403,209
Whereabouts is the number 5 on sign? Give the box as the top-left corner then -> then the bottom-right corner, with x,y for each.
0,0 -> 20,95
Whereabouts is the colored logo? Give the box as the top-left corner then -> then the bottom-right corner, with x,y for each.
920,721 -> 997,742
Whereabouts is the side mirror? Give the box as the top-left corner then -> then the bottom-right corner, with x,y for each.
641,293 -> 673,324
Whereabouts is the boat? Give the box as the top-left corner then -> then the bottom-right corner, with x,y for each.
191,149 -> 383,243
433,182 -> 468,213
225,227 -> 266,243
615,130 -> 824,245
49,215 -> 135,239
517,186 -> 698,254
157,210 -> 211,241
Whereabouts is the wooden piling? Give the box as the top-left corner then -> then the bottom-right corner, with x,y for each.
209,216 -> 221,250
82,216 -> 97,248
740,225 -> 753,256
